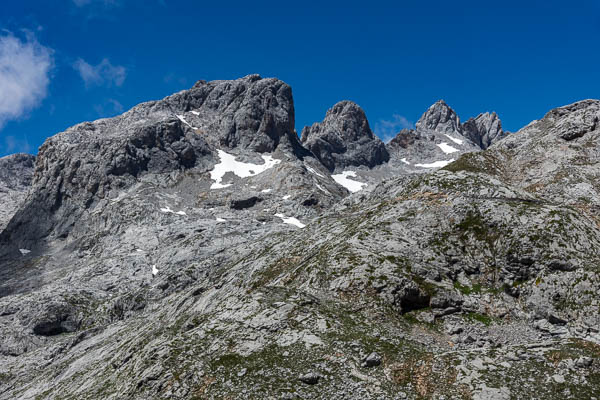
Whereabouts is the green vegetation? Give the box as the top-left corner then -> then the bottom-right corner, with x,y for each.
464,312 -> 494,326
454,281 -> 482,295
442,152 -> 491,174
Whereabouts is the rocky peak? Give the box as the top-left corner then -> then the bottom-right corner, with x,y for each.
166,74 -> 300,154
415,100 -> 461,134
301,100 -> 389,171
304,100 -> 373,143
0,75 -> 303,246
461,111 -> 505,149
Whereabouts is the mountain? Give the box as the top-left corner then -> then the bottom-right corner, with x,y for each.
0,77 -> 599,400
414,99 -> 462,133
385,100 -> 484,171
300,100 -> 389,172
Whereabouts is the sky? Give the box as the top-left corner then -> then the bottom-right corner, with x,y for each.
0,0 -> 599,156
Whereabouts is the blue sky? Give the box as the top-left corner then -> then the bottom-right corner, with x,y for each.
0,0 -> 599,156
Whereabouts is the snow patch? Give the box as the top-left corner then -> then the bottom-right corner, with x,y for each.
152,265 -> 159,276
160,206 -> 186,215
19,249 -> 31,255
261,189 -> 272,193
274,213 -> 306,228
282,195 -> 291,200
216,217 -> 226,222
306,165 -> 325,178
176,114 -> 198,130
443,134 -> 464,145
331,171 -> 367,193
190,111 -> 200,116
401,158 -> 410,165
415,159 -> 455,168
210,150 -> 281,190
437,142 -> 459,154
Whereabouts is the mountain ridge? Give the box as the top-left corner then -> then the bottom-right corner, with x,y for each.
0,76 -> 599,400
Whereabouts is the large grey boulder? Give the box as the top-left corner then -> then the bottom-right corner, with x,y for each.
300,101 -> 389,172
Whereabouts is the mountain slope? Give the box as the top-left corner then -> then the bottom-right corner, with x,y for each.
0,79 -> 598,400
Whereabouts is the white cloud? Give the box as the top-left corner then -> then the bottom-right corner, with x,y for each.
374,114 -> 415,143
0,33 -> 53,129
73,58 -> 126,88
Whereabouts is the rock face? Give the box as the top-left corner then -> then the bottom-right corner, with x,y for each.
414,100 -> 462,133
0,153 -> 35,232
413,100 -> 507,149
462,112 -> 506,149
300,101 -> 389,172
0,77 -> 599,400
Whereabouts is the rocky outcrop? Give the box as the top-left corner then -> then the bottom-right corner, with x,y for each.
301,101 -> 389,171
414,100 -> 461,134
181,74 -> 301,154
462,112 -> 506,149
0,153 -> 35,232
414,100 -> 507,149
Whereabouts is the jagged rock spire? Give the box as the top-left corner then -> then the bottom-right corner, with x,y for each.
415,100 -> 461,134
462,112 -> 505,149
301,100 -> 389,172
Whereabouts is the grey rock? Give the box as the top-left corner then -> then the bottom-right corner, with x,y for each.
229,195 -> 263,210
463,335 -> 476,344
299,372 -> 320,385
462,112 -> 506,149
447,325 -> 464,335
575,356 -> 593,368
362,352 -> 382,368
415,100 -> 461,134
301,101 -> 389,172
